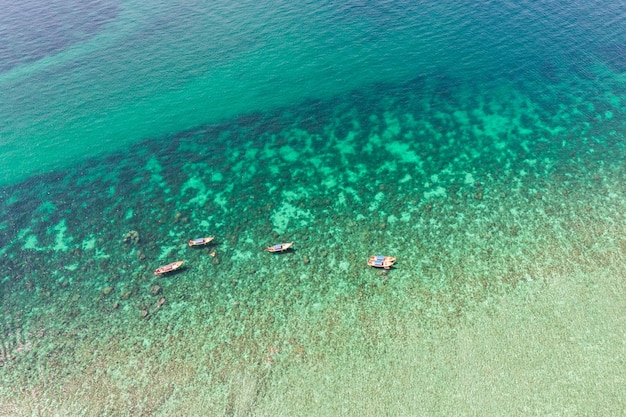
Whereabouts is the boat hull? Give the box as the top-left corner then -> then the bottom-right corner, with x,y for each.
367,255 -> 396,269
267,242 -> 294,252
154,260 -> 184,275
188,237 -> 215,247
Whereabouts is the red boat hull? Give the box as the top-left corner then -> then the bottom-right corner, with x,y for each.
154,260 -> 184,275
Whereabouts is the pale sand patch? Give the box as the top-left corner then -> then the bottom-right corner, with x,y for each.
270,201 -> 314,234
36,201 -> 56,214
423,185 -> 446,199
22,234 -> 38,250
382,111 -> 401,140
145,155 -> 168,191
180,176 -> 211,207
254,264 -> 626,416
386,141 -> 420,164
213,191 -> 230,213
52,219 -> 72,252
279,145 -> 299,162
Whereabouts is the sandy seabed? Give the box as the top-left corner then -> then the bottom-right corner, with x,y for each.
1,254 -> 625,416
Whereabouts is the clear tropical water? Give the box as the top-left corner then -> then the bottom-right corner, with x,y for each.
0,0 -> 625,415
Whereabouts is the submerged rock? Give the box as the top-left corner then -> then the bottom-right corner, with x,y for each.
123,230 -> 140,244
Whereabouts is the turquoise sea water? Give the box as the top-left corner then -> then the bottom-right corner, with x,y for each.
1,0 -> 626,414
1,0 -> 623,185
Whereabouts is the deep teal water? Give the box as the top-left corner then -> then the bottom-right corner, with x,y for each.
0,0 -> 624,185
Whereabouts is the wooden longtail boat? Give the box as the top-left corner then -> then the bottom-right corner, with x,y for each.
188,236 -> 215,247
266,242 -> 294,253
367,255 -> 396,270
153,260 -> 184,275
